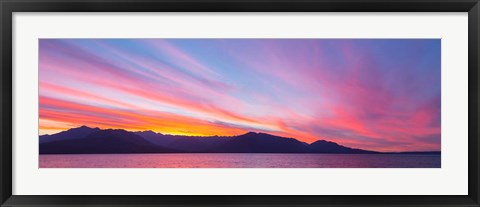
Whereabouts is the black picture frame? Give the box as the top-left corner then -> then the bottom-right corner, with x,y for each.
1,0 -> 479,206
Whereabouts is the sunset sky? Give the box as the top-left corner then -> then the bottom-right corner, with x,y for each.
39,39 -> 440,152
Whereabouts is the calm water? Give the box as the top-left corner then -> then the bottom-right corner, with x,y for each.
39,153 -> 440,168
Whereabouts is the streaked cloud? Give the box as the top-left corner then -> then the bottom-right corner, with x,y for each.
39,39 -> 441,152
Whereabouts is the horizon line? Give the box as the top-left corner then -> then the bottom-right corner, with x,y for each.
39,125 -> 441,154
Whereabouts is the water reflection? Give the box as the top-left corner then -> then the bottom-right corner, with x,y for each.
39,153 -> 441,168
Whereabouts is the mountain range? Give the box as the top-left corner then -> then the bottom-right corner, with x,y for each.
39,126 -> 439,154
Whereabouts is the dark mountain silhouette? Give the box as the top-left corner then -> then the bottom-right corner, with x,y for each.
134,131 -> 231,152
133,130 -> 173,147
40,128 -> 177,154
308,140 -> 377,154
165,136 -> 229,152
39,126 -> 439,154
211,132 -> 309,153
39,125 -> 100,144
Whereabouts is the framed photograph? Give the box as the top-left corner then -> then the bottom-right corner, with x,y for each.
1,0 -> 479,206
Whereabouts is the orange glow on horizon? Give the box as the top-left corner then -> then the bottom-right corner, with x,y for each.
39,39 -> 441,152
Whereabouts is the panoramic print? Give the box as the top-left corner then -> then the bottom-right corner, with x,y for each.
39,39 -> 441,168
